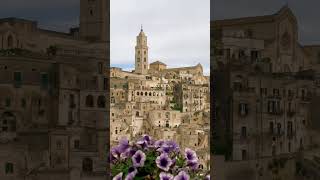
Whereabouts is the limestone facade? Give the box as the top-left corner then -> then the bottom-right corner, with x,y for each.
0,0 -> 108,179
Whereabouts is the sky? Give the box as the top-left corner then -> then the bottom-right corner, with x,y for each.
110,0 -> 210,75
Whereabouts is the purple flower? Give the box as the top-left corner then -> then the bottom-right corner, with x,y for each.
157,144 -> 172,154
132,150 -> 146,167
124,173 -> 135,180
123,147 -> 136,158
159,172 -> 174,180
128,167 -> 137,175
184,148 -> 198,161
156,153 -> 173,171
142,134 -> 151,142
113,172 -> 123,180
166,140 -> 180,152
118,137 -> 130,153
205,175 -> 210,180
155,140 -> 165,148
187,160 -> 199,170
174,171 -> 190,180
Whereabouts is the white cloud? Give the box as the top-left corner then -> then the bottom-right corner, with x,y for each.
111,0 -> 210,75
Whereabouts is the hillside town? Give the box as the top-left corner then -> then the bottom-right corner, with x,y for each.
110,28 -> 210,170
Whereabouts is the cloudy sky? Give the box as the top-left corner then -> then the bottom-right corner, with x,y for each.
111,0 -> 210,75
212,0 -> 320,45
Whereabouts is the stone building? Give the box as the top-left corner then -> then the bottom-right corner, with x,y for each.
212,5 -> 320,180
0,0 -> 108,179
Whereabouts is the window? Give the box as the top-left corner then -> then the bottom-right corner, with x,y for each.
269,122 -> 274,134
241,127 -> 247,138
287,121 -> 293,136
41,73 -> 49,89
144,58 -> 146,62
69,94 -> 75,108
239,103 -> 248,116
103,78 -> 108,90
68,111 -> 73,124
74,140 -> 80,149
98,62 -> 103,74
13,72 -> 22,88
56,140 -> 63,149
82,158 -> 93,172
97,96 -> 106,108
136,111 -> 139,117
5,162 -> 14,174
277,123 -> 281,135
166,120 -> 169,128
21,99 -> 26,108
241,150 -> 247,160
1,112 -> 16,132
85,95 -> 94,107
7,35 -> 13,48
5,98 -> 11,107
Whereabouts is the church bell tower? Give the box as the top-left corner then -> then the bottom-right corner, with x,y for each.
80,0 -> 108,42
135,26 -> 149,74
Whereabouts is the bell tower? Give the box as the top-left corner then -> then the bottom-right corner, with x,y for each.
135,26 -> 149,74
80,0 -> 108,42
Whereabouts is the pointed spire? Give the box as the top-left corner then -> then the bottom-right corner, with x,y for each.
141,24 -> 143,32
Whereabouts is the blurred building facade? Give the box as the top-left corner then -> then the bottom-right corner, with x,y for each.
0,0 -> 108,179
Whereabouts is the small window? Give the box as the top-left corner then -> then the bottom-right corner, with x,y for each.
41,73 -> 49,89
13,72 -> 22,88
74,140 -> 80,149
97,96 -> 106,108
56,140 -> 63,149
85,95 -> 94,107
82,158 -> 93,172
5,98 -> 11,107
98,62 -> 103,74
21,99 -> 26,108
5,162 -> 14,174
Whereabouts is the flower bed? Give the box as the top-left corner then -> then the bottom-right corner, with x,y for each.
109,135 -> 210,180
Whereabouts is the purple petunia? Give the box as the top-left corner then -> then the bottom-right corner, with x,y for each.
124,173 -> 135,180
205,175 -> 210,180
118,137 -> 130,153
187,160 -> 199,170
156,153 -> 173,171
184,148 -> 198,162
159,172 -> 174,180
113,172 -> 123,180
155,140 -> 165,148
132,150 -> 146,167
174,171 -> 190,180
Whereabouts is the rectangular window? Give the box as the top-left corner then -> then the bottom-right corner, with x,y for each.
241,126 -> 247,138
104,78 -> 108,90
5,98 -> 10,107
74,140 -> 80,149
98,62 -> 103,74
13,71 -> 22,88
5,162 -> 14,174
41,73 -> 49,89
